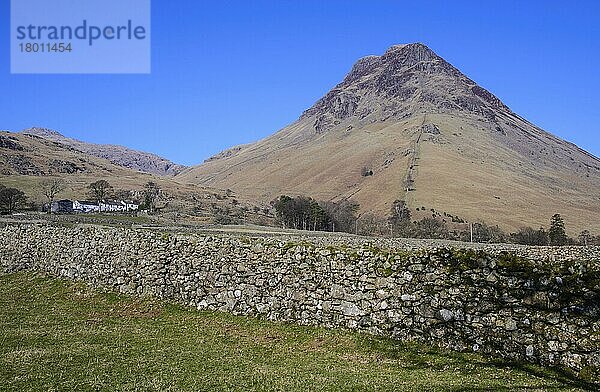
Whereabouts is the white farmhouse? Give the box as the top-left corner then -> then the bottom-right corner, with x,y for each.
99,201 -> 139,212
100,201 -> 124,212
123,201 -> 139,212
73,200 -> 100,213
70,200 -> 139,214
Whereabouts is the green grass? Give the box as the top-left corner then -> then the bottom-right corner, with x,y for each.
0,273 -> 594,391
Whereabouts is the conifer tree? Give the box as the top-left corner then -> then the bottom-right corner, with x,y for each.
548,214 -> 568,246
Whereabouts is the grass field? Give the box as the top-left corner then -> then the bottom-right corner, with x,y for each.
0,273 -> 594,391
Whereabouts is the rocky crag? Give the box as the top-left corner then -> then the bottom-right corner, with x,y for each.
21,127 -> 186,176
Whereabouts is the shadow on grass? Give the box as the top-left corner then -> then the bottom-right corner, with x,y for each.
112,293 -> 598,391
355,334 -> 597,391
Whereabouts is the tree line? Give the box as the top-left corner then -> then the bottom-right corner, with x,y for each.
386,201 -> 596,246
0,179 -> 162,215
273,195 -> 599,247
273,195 -> 358,233
1,182 -> 597,247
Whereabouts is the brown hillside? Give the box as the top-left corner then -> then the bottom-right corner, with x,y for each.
0,131 -> 225,210
177,43 -> 600,234
21,127 -> 186,176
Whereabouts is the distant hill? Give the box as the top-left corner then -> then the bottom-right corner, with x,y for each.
177,43 -> 600,234
0,131 -> 228,212
21,127 -> 186,176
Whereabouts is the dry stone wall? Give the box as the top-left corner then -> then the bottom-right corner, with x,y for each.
1,224 -> 598,380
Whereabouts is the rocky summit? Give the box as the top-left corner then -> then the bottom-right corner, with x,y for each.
177,43 -> 600,234
302,43 -> 510,131
21,127 -> 186,176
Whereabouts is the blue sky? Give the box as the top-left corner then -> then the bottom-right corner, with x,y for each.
1,0 -> 599,165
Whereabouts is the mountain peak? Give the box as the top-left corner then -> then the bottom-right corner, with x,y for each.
302,43 -> 510,131
382,42 -> 436,59
22,127 -> 65,138
343,43 -> 437,84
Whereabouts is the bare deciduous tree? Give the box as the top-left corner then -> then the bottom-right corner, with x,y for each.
0,187 -> 27,214
88,180 -> 113,212
113,189 -> 132,201
41,179 -> 64,214
578,230 -> 592,246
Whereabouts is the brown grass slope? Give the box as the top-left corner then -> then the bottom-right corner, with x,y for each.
0,131 -> 218,207
21,127 -> 186,176
177,43 -> 600,234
